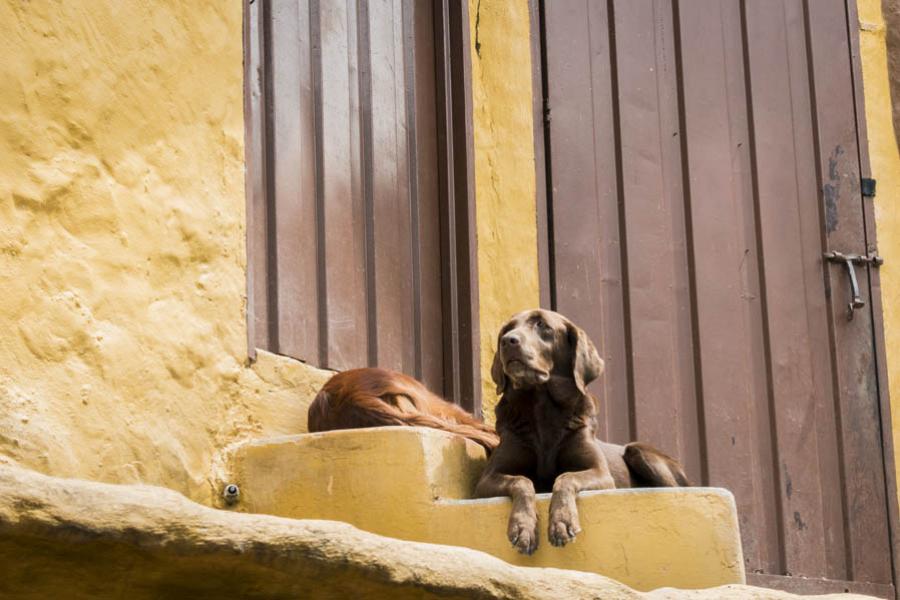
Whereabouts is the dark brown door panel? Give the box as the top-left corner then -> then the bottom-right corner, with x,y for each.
244,0 -> 480,413
536,0 -> 897,594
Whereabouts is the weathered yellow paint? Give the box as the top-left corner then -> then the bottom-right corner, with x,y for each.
0,2 -> 331,504
859,0 -> 900,492
468,0 -> 542,422
226,427 -> 746,592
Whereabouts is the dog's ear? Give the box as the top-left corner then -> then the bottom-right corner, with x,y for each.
491,343 -> 507,396
566,321 -> 604,394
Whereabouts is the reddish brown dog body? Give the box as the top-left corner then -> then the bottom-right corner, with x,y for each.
308,367 -> 499,453
475,309 -> 689,555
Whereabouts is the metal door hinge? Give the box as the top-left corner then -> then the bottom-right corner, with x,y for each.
861,178 -> 876,197
543,98 -> 551,125
823,251 -> 883,320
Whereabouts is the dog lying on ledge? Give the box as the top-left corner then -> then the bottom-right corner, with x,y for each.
476,309 -> 689,555
307,308 -> 688,555
307,367 -> 499,453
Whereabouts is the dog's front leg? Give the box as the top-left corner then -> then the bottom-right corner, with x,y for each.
548,467 -> 615,547
476,473 -> 539,555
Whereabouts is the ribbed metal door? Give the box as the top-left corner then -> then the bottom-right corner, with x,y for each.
538,1 -> 898,595
244,0 -> 481,412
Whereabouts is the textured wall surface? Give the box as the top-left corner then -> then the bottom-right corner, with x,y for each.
862,0 -> 900,490
0,1 -> 330,504
469,0 -> 542,422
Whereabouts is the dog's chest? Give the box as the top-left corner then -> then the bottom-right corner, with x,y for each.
521,399 -> 578,484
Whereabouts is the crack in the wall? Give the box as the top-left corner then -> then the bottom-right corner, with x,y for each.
474,0 -> 482,58
469,0 -> 543,419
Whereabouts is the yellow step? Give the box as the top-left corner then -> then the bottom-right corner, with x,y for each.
219,426 -> 745,592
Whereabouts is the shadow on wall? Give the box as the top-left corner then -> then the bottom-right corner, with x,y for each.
885,0 -> 900,147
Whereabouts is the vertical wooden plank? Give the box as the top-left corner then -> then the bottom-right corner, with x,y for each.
390,0 -> 416,377
316,0 -> 369,370
454,0 -> 481,416
434,0 -> 459,403
721,1 -> 784,575
529,0 -> 552,310
244,0 -> 273,356
743,0 -> 843,578
435,0 -> 480,413
389,0 -> 421,376
780,0 -> 849,580
408,0 -> 444,392
269,0 -> 320,363
402,0 -> 421,381
347,0 -> 367,365
544,0 -> 630,443
611,0 -> 701,481
785,0 -> 852,580
357,0 -> 378,368
364,0 -> 415,374
674,0 -> 780,574
805,0 -> 892,583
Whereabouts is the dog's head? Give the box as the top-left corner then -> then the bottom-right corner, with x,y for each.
491,309 -> 604,396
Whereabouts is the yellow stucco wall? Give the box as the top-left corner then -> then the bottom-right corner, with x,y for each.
468,0 -> 542,422
860,0 -> 900,490
0,2 -> 330,504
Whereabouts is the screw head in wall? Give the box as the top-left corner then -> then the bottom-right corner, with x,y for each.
223,483 -> 240,505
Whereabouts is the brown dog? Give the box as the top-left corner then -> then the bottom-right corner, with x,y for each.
308,367 -> 499,453
475,309 -> 689,555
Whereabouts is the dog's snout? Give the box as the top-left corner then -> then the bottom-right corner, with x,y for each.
501,332 -> 521,348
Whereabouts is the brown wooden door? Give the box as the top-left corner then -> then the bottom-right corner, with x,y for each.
243,0 -> 481,412
537,0 -> 899,595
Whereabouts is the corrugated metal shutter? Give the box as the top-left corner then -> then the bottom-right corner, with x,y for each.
244,0 -> 481,413
536,0 -> 897,595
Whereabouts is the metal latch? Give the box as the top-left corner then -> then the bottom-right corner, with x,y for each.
861,178 -> 876,198
823,251 -> 883,321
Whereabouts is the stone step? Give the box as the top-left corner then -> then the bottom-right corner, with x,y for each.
218,426 -> 745,592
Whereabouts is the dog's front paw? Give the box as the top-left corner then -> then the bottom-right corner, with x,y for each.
548,505 -> 582,547
507,510 -> 539,555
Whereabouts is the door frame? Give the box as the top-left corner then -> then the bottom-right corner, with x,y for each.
528,0 -> 553,311
846,0 -> 900,597
241,0 -> 482,415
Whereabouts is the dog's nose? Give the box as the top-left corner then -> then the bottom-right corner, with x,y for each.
501,332 -> 521,348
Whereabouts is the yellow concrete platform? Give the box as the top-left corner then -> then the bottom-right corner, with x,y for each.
219,427 -> 745,592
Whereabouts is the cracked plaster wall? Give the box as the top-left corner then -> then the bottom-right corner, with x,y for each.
0,1 -> 331,504
469,0 -> 542,422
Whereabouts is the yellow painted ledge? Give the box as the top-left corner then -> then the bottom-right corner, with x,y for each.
220,427 -> 746,592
